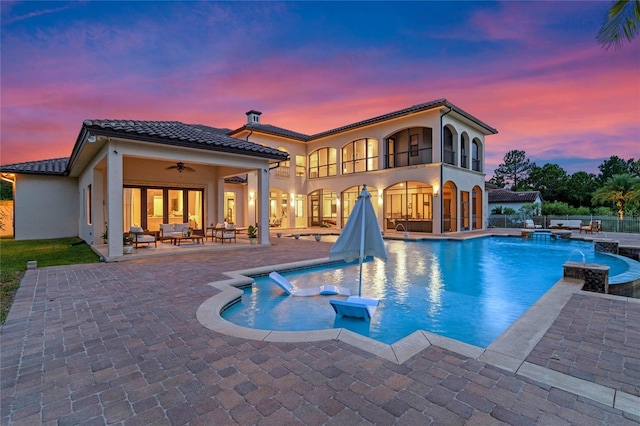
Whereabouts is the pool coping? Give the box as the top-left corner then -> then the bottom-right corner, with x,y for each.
196,256 -> 640,417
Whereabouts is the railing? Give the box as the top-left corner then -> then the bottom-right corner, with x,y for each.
443,149 -> 456,165
385,148 -> 432,168
275,166 -> 290,178
488,215 -> 640,234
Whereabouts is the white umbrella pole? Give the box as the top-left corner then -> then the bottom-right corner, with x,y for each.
358,188 -> 366,297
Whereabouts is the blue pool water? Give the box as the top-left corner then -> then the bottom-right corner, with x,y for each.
222,237 -> 629,347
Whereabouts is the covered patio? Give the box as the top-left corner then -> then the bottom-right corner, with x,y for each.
72,120 -> 289,260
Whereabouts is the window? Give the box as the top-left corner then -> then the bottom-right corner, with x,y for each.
276,147 -> 290,178
385,127 -> 433,168
410,134 -> 419,157
384,181 -> 434,232
123,187 -> 141,230
342,185 -> 378,226
308,148 -> 337,178
461,191 -> 469,230
188,190 -> 202,229
472,140 -> 481,172
86,184 -> 92,225
125,186 -> 203,232
308,189 -> 336,226
443,127 -> 455,165
386,138 -> 395,168
224,192 -> 236,224
342,138 -> 378,174
295,155 -> 305,177
295,194 -> 304,217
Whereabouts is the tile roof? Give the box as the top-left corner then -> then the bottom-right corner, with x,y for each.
488,189 -> 543,203
82,119 -> 289,160
229,99 -> 497,142
230,123 -> 310,141
0,158 -> 69,175
309,99 -> 498,139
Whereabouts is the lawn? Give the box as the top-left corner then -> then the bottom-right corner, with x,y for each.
0,237 -> 100,324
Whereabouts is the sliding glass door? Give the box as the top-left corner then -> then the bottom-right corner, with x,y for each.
123,186 -> 203,233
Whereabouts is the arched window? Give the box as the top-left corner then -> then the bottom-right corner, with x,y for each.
308,189 -> 337,227
383,181 -> 434,233
460,133 -> 469,169
341,185 -> 378,226
342,138 -> 378,174
443,181 -> 457,232
443,127 -> 456,165
472,185 -> 482,229
308,148 -> 337,178
472,139 -> 481,172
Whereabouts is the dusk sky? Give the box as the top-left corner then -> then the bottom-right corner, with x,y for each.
1,1 -> 638,177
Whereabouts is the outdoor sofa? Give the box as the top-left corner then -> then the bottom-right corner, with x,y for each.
159,223 -> 190,241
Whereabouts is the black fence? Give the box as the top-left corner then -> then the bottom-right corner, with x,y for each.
488,215 -> 640,234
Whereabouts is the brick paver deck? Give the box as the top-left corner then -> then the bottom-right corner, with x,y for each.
1,235 -> 639,424
526,293 -> 640,397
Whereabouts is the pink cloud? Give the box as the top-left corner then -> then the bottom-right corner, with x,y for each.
1,1 -> 637,178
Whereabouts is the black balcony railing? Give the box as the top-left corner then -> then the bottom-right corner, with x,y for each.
443,149 -> 456,165
385,148 -> 432,168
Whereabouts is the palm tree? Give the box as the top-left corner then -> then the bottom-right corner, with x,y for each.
591,173 -> 640,220
597,0 -> 640,50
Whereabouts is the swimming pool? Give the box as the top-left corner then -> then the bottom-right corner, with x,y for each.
222,237 -> 629,348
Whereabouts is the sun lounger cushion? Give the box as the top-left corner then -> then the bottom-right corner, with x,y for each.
269,272 -> 350,297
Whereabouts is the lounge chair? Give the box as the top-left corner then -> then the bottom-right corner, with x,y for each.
524,219 -> 541,229
212,223 -> 236,244
579,221 -> 601,234
269,272 -> 350,297
330,296 -> 379,321
128,226 -> 157,248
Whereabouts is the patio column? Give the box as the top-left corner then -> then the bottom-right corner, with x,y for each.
257,168 -> 269,244
215,176 -> 225,224
106,149 -> 123,258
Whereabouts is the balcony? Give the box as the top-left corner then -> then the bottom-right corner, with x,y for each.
275,166 -> 290,178
385,148 -> 432,169
443,149 -> 456,165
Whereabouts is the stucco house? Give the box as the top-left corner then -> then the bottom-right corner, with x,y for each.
1,98 -> 497,258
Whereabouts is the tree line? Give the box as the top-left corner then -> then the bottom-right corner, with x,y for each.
488,150 -> 640,219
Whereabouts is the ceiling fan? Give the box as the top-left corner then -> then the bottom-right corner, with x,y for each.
166,161 -> 195,173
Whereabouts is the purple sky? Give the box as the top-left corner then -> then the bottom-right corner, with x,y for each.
2,1 -> 638,177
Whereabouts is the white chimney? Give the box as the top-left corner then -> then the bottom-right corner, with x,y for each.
246,110 -> 262,125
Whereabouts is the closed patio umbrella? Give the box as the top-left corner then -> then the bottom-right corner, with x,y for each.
329,184 -> 387,298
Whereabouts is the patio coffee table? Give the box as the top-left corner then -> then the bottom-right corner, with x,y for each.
170,235 -> 204,246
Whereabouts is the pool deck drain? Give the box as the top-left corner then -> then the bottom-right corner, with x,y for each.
2,229 -> 640,424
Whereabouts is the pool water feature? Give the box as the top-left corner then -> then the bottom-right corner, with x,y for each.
222,237 -> 630,348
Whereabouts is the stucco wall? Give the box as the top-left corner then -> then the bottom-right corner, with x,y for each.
0,200 -> 13,236
14,174 -> 78,240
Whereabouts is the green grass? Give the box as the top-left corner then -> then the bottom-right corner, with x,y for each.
0,237 -> 100,324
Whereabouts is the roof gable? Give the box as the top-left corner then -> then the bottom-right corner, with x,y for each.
81,119 -> 288,160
